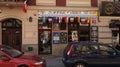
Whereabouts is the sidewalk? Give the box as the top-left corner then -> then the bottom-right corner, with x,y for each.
42,55 -> 65,67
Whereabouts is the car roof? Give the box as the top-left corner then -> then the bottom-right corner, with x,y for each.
69,41 -> 107,46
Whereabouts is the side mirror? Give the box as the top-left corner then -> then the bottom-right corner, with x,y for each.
1,57 -> 10,61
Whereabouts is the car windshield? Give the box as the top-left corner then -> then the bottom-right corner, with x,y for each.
1,46 -> 23,58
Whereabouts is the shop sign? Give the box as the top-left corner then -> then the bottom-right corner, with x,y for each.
91,26 -> 98,42
100,2 -> 120,16
38,11 -> 97,17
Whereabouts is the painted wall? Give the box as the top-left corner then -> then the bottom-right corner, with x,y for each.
66,0 -> 91,7
0,6 -> 38,54
96,16 -> 120,45
36,0 -> 92,7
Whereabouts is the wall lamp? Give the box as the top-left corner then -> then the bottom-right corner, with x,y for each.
29,16 -> 33,22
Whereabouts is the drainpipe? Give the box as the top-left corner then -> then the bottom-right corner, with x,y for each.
119,26 -> 120,44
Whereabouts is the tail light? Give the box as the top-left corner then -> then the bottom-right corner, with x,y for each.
67,45 -> 73,56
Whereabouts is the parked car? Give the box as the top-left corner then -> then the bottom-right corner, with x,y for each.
62,41 -> 120,67
0,45 -> 46,67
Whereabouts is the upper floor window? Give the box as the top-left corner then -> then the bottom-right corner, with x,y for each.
0,0 -> 24,2
114,0 -> 120,2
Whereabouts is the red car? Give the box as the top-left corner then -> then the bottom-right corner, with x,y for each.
0,45 -> 46,67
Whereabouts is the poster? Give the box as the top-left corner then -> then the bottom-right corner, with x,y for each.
91,26 -> 98,42
53,32 -> 60,44
71,31 -> 78,42
60,32 -> 67,44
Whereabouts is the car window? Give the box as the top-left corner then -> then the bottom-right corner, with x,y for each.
99,45 -> 116,56
90,45 -> 98,51
0,52 -> 5,60
1,47 -> 23,58
75,45 -> 92,54
82,45 -> 90,52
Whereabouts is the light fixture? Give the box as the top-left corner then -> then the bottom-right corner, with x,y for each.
29,16 -> 32,22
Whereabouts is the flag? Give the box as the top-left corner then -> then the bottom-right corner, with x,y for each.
92,17 -> 97,24
63,17 -> 68,23
77,17 -> 81,23
59,17 -> 62,23
53,17 -> 59,23
80,17 -> 86,24
23,0 -> 27,13
42,17 -> 46,23
48,17 -> 53,23
86,17 -> 91,23
69,17 -> 74,23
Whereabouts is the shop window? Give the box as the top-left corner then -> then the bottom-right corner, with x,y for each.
68,17 -> 91,42
38,17 -> 52,54
112,30 -> 119,44
38,17 -> 52,29
52,17 -> 68,44
53,17 -> 67,30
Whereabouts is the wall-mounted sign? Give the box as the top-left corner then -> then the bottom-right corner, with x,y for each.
38,10 -> 97,17
100,2 -> 120,16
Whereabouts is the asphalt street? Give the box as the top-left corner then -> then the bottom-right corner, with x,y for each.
44,55 -> 120,67
46,56 -> 65,67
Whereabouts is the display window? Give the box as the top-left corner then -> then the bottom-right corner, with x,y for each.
38,10 -> 98,54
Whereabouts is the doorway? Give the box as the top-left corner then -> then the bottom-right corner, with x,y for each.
2,18 -> 22,50
78,26 -> 90,41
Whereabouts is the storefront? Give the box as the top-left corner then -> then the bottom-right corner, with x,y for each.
109,20 -> 120,45
38,10 -> 98,54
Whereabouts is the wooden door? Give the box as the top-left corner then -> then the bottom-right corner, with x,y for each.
2,18 -> 22,51
2,28 -> 22,51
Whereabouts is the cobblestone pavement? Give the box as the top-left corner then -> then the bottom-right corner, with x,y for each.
42,55 -> 65,67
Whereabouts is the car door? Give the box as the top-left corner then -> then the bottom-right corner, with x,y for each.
74,44 -> 100,64
0,51 -> 15,67
98,45 -> 120,64
86,44 -> 102,64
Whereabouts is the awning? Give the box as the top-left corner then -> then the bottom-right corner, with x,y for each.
109,20 -> 120,28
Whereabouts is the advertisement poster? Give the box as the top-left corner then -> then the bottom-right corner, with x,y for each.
53,32 -> 60,44
71,31 -> 78,42
60,32 -> 67,44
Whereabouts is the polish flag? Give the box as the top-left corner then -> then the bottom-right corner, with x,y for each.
23,0 -> 27,13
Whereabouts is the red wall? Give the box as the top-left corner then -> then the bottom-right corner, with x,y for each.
91,0 -> 98,7
56,0 -> 66,6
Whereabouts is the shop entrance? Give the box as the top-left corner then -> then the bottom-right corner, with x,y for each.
112,28 -> 120,45
68,22 -> 90,42
38,17 -> 52,54
78,26 -> 90,41
2,18 -> 22,51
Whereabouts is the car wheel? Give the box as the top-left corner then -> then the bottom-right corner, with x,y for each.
18,65 -> 28,67
74,63 -> 86,67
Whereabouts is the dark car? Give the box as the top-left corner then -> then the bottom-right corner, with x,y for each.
62,41 -> 120,67
0,45 -> 46,67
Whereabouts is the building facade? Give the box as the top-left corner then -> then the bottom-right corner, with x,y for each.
0,0 -> 119,56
